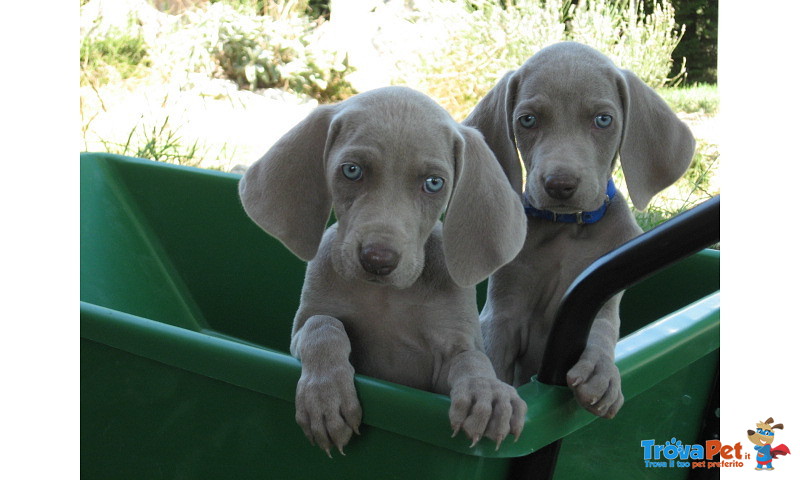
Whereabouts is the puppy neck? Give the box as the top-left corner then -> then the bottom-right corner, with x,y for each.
523,178 -> 616,224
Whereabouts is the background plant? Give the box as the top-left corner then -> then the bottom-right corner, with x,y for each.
80,19 -> 151,86
567,0 -> 686,87
214,7 -> 356,101
391,0 -> 686,121
80,0 -> 719,232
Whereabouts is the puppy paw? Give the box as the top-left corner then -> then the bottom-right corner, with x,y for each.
566,350 -> 623,418
295,364 -> 362,457
449,377 -> 527,449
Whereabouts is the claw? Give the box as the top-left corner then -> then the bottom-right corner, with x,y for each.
470,434 -> 481,448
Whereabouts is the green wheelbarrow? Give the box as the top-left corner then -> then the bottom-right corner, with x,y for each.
80,152 -> 719,479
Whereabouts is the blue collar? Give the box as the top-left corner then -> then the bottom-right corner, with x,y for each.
524,179 -> 616,224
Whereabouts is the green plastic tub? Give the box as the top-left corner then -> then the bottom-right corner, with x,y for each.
80,152 -> 720,479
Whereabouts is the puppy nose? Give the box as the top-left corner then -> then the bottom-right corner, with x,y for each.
748,430 -> 755,436
359,244 -> 399,276
544,174 -> 579,200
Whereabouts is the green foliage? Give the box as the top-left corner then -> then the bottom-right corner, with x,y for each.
670,0 -> 717,84
214,9 -> 356,101
392,0 -> 563,120
394,0 -> 686,120
99,115 -> 236,170
658,83 -> 718,115
684,139 -> 719,198
100,116 -> 200,166
81,1 -> 718,231
567,0 -> 686,87
81,1 -> 353,102
209,0 -> 329,19
80,26 -> 150,85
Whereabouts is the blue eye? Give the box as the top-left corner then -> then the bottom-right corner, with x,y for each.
594,114 -> 613,129
341,163 -> 363,181
518,114 -> 537,129
423,176 -> 445,194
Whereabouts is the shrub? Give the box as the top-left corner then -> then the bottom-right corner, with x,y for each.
389,0 -> 566,120
214,6 -> 356,102
670,0 -> 717,84
567,0 -> 686,88
102,2 -> 356,102
391,0 -> 686,120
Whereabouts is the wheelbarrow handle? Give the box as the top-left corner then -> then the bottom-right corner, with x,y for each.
538,195 -> 720,386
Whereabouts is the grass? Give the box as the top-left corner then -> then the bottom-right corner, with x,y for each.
97,115 -> 236,171
658,83 -> 719,115
80,28 -> 150,86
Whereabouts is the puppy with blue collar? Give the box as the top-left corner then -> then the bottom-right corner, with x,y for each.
464,42 -> 696,418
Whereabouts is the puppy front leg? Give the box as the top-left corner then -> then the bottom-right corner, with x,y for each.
447,350 -> 527,449
480,274 -> 528,384
565,295 -> 624,418
480,310 -> 522,385
291,315 -> 362,456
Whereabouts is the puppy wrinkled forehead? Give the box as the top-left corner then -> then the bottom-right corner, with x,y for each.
530,42 -> 617,69
522,42 -> 618,83
329,87 -> 458,157
515,44 -> 622,109
345,88 -> 453,126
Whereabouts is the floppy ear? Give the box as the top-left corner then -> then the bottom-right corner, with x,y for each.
462,70 -> 523,193
617,69 -> 696,210
239,104 -> 340,260
442,126 -> 527,287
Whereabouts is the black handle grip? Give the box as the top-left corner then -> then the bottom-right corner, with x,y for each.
537,195 -> 720,386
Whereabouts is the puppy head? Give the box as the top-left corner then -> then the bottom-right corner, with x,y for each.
322,91 -> 457,288
464,41 -> 695,213
239,86 -> 526,288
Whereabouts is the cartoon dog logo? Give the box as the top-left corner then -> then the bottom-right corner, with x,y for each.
747,417 -> 791,471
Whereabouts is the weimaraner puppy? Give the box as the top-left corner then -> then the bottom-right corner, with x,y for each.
239,86 -> 528,456
463,42 -> 695,418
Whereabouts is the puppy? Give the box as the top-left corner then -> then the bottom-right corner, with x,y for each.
239,86 -> 528,455
464,42 -> 695,418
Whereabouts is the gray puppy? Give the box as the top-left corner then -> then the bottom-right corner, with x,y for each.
464,42 -> 695,418
240,86 -> 528,456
